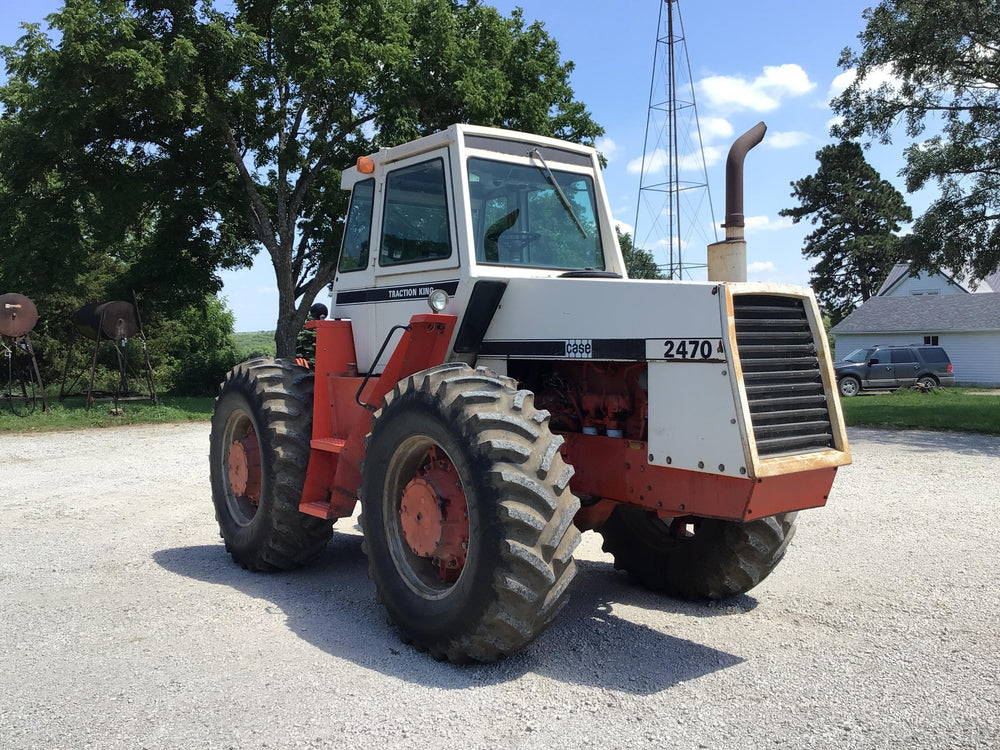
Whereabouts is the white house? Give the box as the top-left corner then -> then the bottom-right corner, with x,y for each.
830,263 -> 1000,386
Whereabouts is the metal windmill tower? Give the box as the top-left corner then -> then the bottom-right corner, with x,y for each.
633,0 -> 717,279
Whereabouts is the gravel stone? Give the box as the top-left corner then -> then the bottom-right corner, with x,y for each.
1,423 -> 997,749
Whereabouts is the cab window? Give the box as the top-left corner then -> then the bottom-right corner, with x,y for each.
338,179 -> 375,272
468,157 -> 604,270
380,159 -> 452,266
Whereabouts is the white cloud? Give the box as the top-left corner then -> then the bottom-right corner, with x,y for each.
748,261 -> 777,274
745,215 -> 794,233
596,136 -> 618,160
678,145 -> 725,170
700,117 -> 734,142
766,130 -> 810,149
614,218 -> 634,236
699,64 -> 816,112
827,64 -> 899,100
627,148 -> 667,175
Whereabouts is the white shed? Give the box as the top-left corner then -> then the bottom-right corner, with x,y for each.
830,294 -> 1000,386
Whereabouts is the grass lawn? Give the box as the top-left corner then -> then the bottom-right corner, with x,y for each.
839,387 -> 1000,436
0,394 -> 215,433
3,384 -> 998,437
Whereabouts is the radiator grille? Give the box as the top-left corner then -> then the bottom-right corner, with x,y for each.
733,294 -> 835,458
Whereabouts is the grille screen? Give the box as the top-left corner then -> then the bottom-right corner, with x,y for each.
733,295 -> 835,458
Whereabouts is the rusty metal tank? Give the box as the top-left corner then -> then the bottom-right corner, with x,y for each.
72,301 -> 141,342
0,293 -> 39,338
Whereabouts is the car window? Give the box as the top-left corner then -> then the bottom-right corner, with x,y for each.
921,347 -> 950,363
893,349 -> 916,364
843,348 -> 873,363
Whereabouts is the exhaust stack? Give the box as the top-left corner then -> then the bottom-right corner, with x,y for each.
707,121 -> 766,282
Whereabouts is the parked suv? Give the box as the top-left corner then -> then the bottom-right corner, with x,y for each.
834,345 -> 955,397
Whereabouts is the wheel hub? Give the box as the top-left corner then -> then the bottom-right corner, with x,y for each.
398,448 -> 469,582
227,427 -> 262,503
399,478 -> 444,556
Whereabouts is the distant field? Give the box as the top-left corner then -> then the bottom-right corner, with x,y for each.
232,331 -> 276,358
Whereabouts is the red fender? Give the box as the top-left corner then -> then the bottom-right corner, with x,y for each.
298,314 -> 457,520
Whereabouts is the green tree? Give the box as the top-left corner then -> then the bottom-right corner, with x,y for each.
779,141 -> 911,323
831,0 -> 1000,282
617,227 -> 665,280
150,295 -> 241,395
1,0 -> 603,358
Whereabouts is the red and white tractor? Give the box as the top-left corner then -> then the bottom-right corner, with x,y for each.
210,123 -> 851,662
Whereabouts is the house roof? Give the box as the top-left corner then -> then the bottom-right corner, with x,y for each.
831,293 -> 1000,334
983,269 -> 1000,293
875,262 -> 915,295
876,261 -> 1000,295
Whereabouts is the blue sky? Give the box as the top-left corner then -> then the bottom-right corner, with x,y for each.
2,1 -> 921,332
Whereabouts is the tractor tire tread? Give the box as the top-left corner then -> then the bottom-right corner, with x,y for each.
599,506 -> 796,600
359,363 -> 580,663
209,358 -> 333,572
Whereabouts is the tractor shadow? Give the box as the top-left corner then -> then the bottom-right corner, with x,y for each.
154,532 -> 747,695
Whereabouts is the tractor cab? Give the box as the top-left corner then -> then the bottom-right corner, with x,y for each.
331,124 -> 624,372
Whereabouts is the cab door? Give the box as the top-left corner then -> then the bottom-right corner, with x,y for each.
331,149 -> 461,372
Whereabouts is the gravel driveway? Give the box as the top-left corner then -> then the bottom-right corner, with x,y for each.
1,423 -> 997,749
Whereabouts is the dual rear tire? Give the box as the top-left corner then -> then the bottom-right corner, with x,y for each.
598,506 -> 797,600
209,358 -> 333,571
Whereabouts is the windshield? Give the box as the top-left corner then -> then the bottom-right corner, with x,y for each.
467,157 -> 604,270
843,348 -> 874,363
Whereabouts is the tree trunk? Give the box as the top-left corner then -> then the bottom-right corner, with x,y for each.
272,238 -> 304,359
274,291 -> 309,359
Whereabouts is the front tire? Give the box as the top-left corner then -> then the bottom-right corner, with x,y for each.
838,376 -> 861,397
360,364 -> 581,663
209,358 -> 333,571
598,507 -> 797,600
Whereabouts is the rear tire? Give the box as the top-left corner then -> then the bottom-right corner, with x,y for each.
209,358 -> 333,571
598,506 -> 797,600
916,375 -> 938,389
360,364 -> 580,663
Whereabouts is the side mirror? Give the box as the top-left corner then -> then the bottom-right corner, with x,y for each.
868,357 -> 880,365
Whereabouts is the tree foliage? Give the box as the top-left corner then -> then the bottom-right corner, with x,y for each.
0,0 -> 603,357
616,227 -> 665,280
831,0 -> 1000,282
149,295 -> 242,395
780,141 -> 911,323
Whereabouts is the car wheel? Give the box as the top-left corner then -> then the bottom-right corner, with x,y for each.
838,376 -> 861,398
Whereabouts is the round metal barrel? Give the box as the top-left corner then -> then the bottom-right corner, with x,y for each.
0,293 -> 39,337
72,301 -> 141,341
